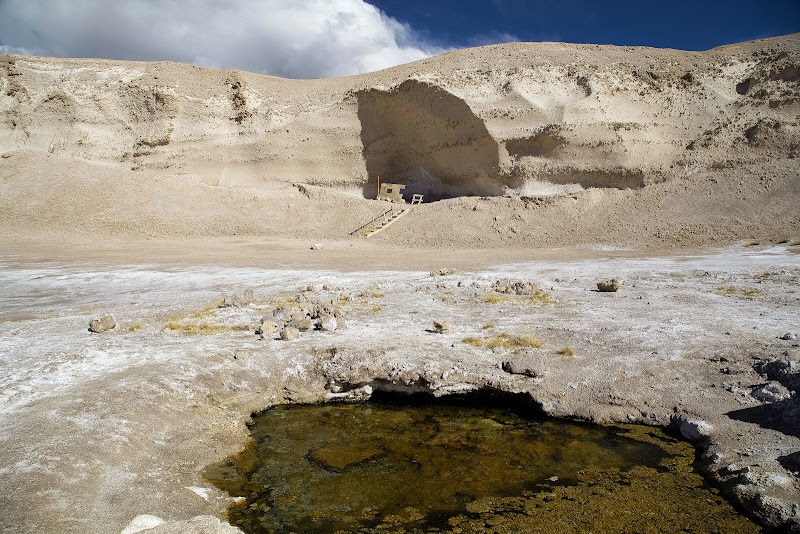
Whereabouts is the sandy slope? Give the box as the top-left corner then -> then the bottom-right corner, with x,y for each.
1,34 -> 799,246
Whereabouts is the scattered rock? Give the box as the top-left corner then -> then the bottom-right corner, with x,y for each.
295,318 -> 313,331
221,289 -> 254,307
430,267 -> 456,277
597,278 -> 620,292
751,381 -> 792,402
780,332 -> 796,340
257,320 -> 280,339
323,284 -> 333,291
492,279 -> 540,295
280,327 -> 300,341
310,243 -> 322,250
433,320 -> 453,334
306,284 -> 316,292
319,315 -> 338,332
501,359 -> 546,378
676,418 -> 714,441
89,314 -> 117,333
754,355 -> 800,392
325,384 -> 373,402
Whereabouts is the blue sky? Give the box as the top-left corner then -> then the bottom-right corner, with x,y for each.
371,0 -> 800,51
0,0 -> 797,78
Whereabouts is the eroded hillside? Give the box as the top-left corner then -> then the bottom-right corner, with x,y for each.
0,34 -> 798,244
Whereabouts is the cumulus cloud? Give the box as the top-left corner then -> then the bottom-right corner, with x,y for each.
0,0 -> 447,78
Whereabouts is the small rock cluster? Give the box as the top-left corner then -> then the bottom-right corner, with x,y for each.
430,267 -> 456,277
258,290 -> 346,341
492,279 -> 540,295
597,278 -> 620,292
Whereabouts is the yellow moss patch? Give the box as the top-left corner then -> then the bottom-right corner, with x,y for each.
164,320 -> 227,335
714,286 -> 762,297
743,241 -> 759,247
462,337 -> 484,347
482,323 -> 494,330
484,332 -> 543,350
125,322 -> 143,332
559,346 -> 576,356
525,289 -> 556,306
485,292 -> 510,304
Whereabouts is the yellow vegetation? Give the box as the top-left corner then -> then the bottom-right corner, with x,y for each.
164,320 -> 227,335
485,292 -> 509,304
559,346 -> 576,356
464,331 -> 543,350
714,286 -> 762,297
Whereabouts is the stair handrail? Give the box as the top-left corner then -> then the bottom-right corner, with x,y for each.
350,206 -> 394,236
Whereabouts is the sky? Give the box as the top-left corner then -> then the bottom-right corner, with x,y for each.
0,0 -> 798,79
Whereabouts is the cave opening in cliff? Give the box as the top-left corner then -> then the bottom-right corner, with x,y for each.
204,390 -> 761,534
356,80 -> 520,202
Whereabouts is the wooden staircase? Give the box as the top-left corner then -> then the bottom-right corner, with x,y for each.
350,206 -> 410,238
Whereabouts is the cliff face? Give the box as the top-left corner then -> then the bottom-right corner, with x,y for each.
0,34 -> 798,241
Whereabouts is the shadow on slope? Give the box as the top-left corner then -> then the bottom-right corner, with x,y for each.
356,80 -> 519,201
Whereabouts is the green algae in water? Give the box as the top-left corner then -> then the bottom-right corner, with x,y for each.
205,394 -> 764,534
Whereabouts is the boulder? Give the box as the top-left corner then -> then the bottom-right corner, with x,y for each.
751,381 -> 792,402
433,320 -> 454,334
280,327 -> 300,341
319,315 -> 338,332
257,320 -> 280,337
597,279 -> 620,292
293,318 -> 313,331
676,418 -> 714,441
221,289 -> 254,307
89,314 -> 117,333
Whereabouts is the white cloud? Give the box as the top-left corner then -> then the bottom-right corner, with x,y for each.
0,0 -> 447,78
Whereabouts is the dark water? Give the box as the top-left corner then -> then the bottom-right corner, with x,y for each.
205,393 -> 764,534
